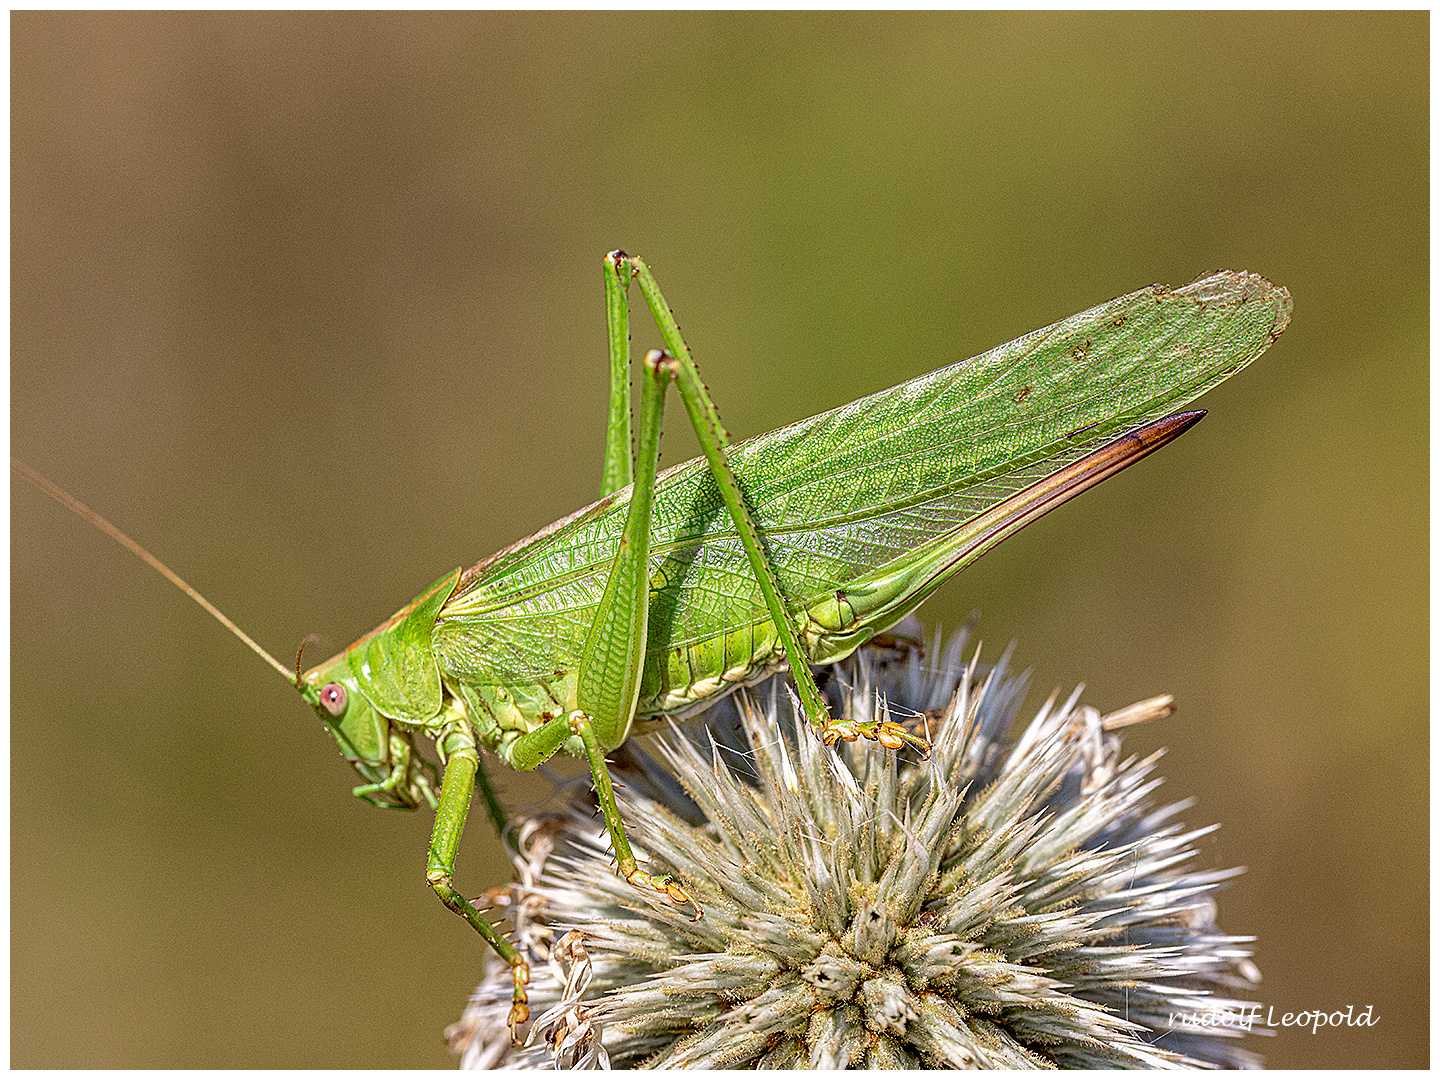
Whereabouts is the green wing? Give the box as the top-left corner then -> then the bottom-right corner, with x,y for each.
435,271 -> 1290,696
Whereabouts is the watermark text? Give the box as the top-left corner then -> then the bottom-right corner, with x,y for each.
1167,1004 -> 1377,1035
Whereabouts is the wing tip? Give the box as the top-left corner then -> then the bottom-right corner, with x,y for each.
1170,270 -> 1293,338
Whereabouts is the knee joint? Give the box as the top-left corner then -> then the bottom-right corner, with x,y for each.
644,348 -> 678,377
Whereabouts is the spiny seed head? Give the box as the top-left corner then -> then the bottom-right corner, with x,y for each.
447,622 -> 1262,1069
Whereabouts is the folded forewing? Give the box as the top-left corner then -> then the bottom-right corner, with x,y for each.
438,272 -> 1289,680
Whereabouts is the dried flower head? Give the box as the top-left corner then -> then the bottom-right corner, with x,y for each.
447,622 -> 1262,1068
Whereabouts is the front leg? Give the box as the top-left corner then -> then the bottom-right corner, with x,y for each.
425,718 -> 530,1041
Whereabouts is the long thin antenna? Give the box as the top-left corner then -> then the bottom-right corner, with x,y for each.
13,457 -> 296,685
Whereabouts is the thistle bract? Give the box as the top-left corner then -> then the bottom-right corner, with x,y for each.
447,624 -> 1262,1069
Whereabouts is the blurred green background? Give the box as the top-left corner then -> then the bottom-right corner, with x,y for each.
11,11 -> 1426,1069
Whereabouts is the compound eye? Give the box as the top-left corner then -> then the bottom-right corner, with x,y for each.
319,682 -> 348,717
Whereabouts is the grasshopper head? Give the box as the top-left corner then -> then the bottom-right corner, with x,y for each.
299,651 -> 439,810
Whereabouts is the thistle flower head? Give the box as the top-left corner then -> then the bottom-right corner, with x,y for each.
447,622 -> 1262,1068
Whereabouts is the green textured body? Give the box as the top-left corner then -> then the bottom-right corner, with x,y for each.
303,269 -> 1291,777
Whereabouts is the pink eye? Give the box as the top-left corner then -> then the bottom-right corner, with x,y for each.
320,682 -> 348,717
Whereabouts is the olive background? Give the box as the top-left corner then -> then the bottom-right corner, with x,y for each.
11,12 -> 1426,1069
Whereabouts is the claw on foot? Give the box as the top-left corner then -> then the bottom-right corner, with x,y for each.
506,1001 -> 530,1043
821,717 -> 932,757
626,867 -> 704,920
